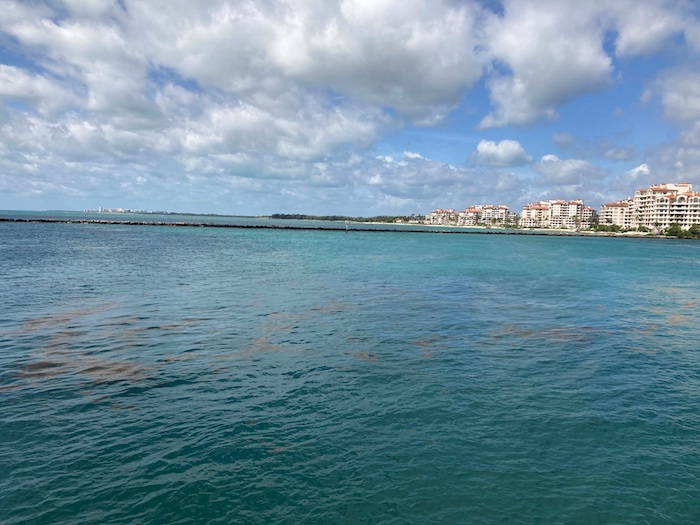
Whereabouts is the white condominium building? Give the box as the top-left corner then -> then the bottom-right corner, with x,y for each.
457,204 -> 516,226
520,200 -> 596,229
424,208 -> 458,225
598,200 -> 634,229
600,182 -> 700,229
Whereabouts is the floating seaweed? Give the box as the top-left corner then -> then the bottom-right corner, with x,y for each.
488,324 -> 601,344
354,351 -> 380,362
413,336 -> 449,359
18,302 -> 122,334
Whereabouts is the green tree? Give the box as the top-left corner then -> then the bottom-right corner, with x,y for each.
665,223 -> 687,238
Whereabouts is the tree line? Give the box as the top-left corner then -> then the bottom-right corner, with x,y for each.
269,214 -> 417,223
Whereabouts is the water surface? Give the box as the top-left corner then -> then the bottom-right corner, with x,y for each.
1,214 -> 699,524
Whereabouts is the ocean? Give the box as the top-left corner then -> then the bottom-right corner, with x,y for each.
1,211 -> 699,524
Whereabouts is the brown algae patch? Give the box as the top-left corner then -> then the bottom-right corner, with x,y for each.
19,360 -> 70,379
19,354 -> 150,385
159,353 -> 198,363
488,324 -> 600,343
668,314 -> 694,325
18,302 -> 122,334
488,324 -> 537,340
153,317 -> 211,331
354,351 -> 380,362
632,323 -> 659,335
240,337 -> 302,356
413,336 -> 448,359
76,357 -> 149,384
543,326 -> 599,343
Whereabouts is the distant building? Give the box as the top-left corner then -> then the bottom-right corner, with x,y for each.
599,200 -> 633,229
457,204 -> 516,226
424,208 -> 458,225
520,200 -> 596,229
519,202 -> 551,228
600,182 -> 700,230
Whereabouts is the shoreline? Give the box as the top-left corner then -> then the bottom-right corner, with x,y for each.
0,216 -> 671,238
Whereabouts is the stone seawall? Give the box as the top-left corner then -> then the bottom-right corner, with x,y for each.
0,217 -> 665,238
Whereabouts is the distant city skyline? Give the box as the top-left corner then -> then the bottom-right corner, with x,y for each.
2,1 -> 700,216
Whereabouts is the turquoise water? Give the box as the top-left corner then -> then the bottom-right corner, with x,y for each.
1,213 -> 699,524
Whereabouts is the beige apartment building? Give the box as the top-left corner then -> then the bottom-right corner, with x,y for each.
425,205 -> 516,226
598,200 -> 634,229
423,208 -> 458,225
520,199 -> 596,229
600,182 -> 700,230
457,204 -> 517,226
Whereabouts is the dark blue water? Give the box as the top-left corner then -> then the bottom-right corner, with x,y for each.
1,214 -> 699,524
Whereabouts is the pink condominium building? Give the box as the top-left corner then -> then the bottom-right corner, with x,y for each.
600,183 -> 700,230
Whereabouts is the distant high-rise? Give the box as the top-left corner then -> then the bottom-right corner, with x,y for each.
520,200 -> 595,229
600,183 -> 700,230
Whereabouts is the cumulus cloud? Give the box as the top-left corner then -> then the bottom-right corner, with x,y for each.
624,163 -> 651,183
357,153 -> 527,211
641,66 -> 700,181
474,139 -> 532,167
0,65 -> 79,116
603,146 -> 636,161
266,0 -> 485,124
552,132 -> 636,161
478,0 -> 614,128
611,0 -> 690,56
477,0 -> 698,129
0,0 -> 699,214
534,154 -> 605,186
124,0 -> 485,125
0,0 -> 486,163
404,151 -> 429,160
647,68 -> 700,122
552,132 -> 577,150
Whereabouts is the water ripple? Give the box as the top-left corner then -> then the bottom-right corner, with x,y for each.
1,222 -> 700,523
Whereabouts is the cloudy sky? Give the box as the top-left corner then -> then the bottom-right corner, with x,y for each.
1,0 -> 700,216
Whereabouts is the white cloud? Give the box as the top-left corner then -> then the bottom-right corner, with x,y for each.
476,0 -> 699,129
1,0 -> 700,214
534,154 -> 604,185
354,153 -> 527,210
478,0 -> 614,128
266,0 -> 485,124
611,0 -> 689,57
603,146 -> 636,161
124,0 -> 485,125
648,68 -> 700,122
59,0 -> 124,19
624,163 -> 651,183
551,132 -> 637,161
475,139 -> 532,167
0,65 -> 79,116
552,132 -> 576,150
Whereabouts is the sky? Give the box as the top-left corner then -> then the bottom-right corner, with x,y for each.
1,0 -> 700,216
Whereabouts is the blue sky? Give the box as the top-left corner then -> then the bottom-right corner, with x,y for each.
1,0 -> 700,216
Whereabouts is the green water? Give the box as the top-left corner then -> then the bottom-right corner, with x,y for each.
1,214 -> 699,524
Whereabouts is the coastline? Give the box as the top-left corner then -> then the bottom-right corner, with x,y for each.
363,220 -> 660,238
0,216 -> 669,238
